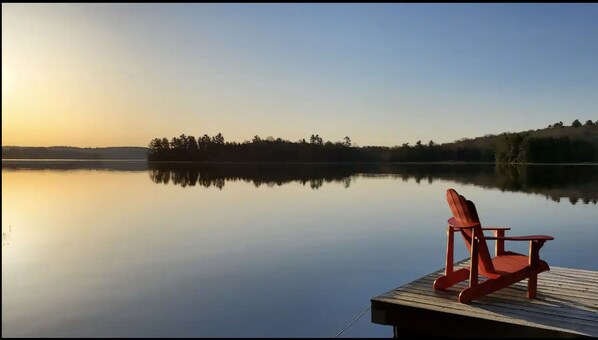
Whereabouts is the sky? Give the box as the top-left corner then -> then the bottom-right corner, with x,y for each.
2,3 -> 597,147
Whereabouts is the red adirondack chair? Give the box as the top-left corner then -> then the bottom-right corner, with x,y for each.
433,188 -> 554,303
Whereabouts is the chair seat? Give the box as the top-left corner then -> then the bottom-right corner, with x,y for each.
491,251 -> 529,275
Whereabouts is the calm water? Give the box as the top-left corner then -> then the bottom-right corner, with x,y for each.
2,161 -> 598,337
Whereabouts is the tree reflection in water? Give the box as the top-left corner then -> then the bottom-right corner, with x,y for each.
147,163 -> 598,204
2,160 -> 596,203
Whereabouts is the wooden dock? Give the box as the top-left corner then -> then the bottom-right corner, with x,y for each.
371,259 -> 598,338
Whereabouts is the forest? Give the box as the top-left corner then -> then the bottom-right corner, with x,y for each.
495,134 -> 596,163
147,120 -> 598,163
4,121 -> 594,163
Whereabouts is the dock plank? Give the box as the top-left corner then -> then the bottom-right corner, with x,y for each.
371,259 -> 598,338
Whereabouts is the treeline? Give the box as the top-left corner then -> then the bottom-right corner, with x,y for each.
547,119 -> 596,128
147,133 -> 494,162
148,120 -> 598,163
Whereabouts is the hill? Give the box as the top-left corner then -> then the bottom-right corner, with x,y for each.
1,146 -> 148,159
444,124 -> 598,151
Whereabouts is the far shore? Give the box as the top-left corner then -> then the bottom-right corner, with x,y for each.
2,159 -> 598,166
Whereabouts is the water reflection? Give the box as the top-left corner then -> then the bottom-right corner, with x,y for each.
2,160 -> 597,337
148,163 -> 359,189
148,163 -> 598,203
2,225 -> 12,247
3,160 -> 597,203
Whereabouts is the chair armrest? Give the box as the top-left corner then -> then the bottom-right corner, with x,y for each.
481,227 -> 510,231
484,235 -> 554,241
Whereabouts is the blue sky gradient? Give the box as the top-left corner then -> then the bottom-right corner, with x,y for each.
2,3 -> 597,146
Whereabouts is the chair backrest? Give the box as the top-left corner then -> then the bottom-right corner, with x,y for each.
446,188 -> 496,275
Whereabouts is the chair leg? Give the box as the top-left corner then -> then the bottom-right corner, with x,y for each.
528,273 -> 538,299
459,277 -> 508,303
433,268 -> 470,290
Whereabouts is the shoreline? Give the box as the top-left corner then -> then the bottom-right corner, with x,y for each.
2,159 -> 598,166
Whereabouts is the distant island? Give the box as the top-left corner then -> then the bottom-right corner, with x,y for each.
1,146 -> 148,159
147,120 -> 598,163
3,120 -> 597,163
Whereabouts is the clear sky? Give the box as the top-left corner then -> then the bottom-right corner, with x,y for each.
2,3 -> 597,147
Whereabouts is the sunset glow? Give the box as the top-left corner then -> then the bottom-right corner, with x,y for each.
2,3 -> 598,147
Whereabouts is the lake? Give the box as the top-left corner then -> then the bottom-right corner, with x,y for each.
2,161 -> 597,337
